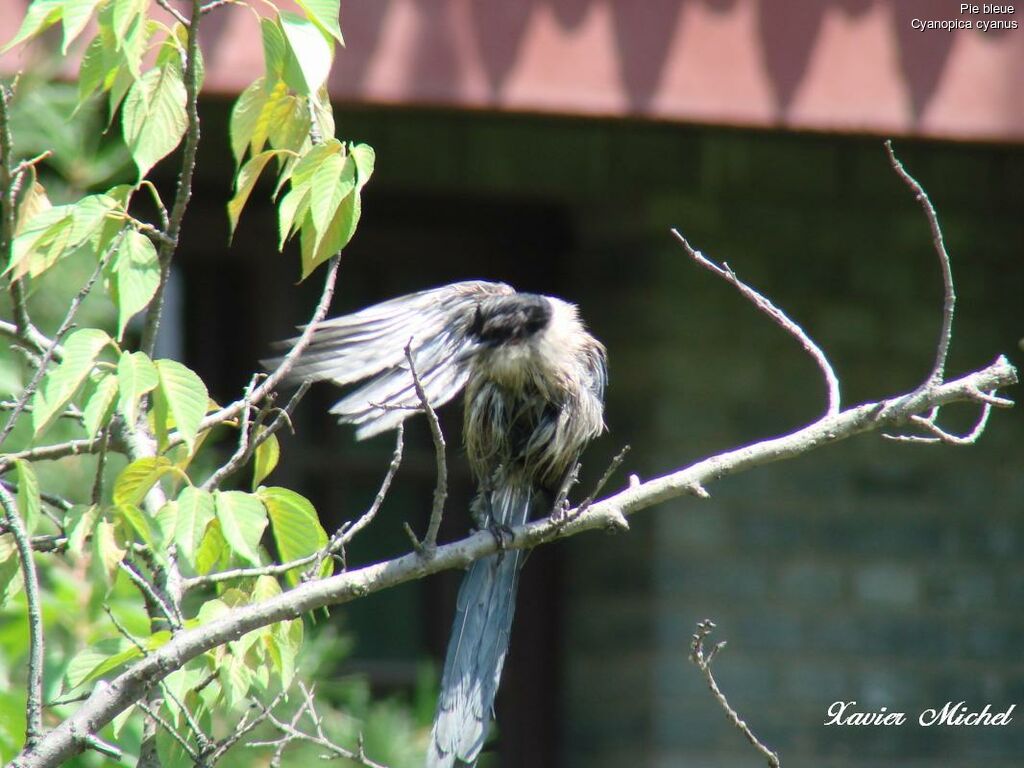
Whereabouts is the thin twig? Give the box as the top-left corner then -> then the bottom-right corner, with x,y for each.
184,422 -> 405,592
207,689 -> 289,764
672,228 -> 841,418
0,436 -> 107,472
140,0 -> 202,356
690,620 -> 780,768
203,379 -> 310,491
550,463 -> 580,521
884,402 -> 993,445
139,180 -> 170,230
76,731 -> 121,759
201,373 -> 261,491
885,141 -> 955,386
0,250 -> 112,447
250,683 -> 390,768
181,552 -> 322,592
0,480 -> 71,514
119,560 -> 181,631
0,483 -> 44,748
335,423 -> 405,546
137,699 -> 199,762
200,0 -> 235,12
91,430 -> 110,505
194,254 -> 342,443
574,445 -> 632,518
154,0 -> 190,29
404,340 -> 447,553
0,83 -> 35,343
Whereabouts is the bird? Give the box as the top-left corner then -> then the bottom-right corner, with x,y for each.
274,280 -> 607,767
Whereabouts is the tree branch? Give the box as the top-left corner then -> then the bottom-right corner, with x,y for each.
671,228 -> 841,417
0,248 -> 112,447
0,483 -> 44,749
885,141 -> 955,386
403,340 -> 447,554
0,436 -> 107,472
140,0 -> 202,357
10,355 -> 1016,768
194,254 -> 342,442
0,82 -> 38,348
690,620 -> 779,768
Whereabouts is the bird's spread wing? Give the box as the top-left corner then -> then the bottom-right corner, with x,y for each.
270,281 -> 514,439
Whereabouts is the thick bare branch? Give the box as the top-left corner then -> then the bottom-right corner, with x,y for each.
10,355 -> 1016,768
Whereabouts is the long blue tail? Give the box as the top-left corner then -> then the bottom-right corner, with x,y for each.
427,483 -> 533,768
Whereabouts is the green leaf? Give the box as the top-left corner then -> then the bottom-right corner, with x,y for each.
258,487 -> 326,583
0,538 -> 23,607
251,432 -> 280,490
116,350 -> 159,427
65,504 -> 100,560
350,142 -> 376,188
260,17 -> 287,82
14,174 -> 51,237
32,328 -> 111,437
117,503 -> 157,547
279,12 -> 334,95
251,80 -> 306,162
227,149 -> 283,240
267,93 -> 311,155
93,518 -> 126,584
8,194 -> 119,278
2,0 -> 63,52
111,0 -> 148,40
277,185 -> 310,251
81,371 -> 118,438
195,519 -> 228,575
65,638 -> 133,691
8,206 -> 70,279
271,617 -> 303,688
122,65 -> 188,178
62,0 -> 105,53
229,78 -> 268,165
13,460 -> 40,536
174,487 -> 215,570
108,229 -> 160,339
78,31 -> 117,104
155,711 -> 192,768
154,359 -> 208,452
310,152 -> 353,251
296,0 -> 344,46
214,491 -> 268,566
219,653 -> 254,709
301,186 -> 360,279
113,456 -> 174,508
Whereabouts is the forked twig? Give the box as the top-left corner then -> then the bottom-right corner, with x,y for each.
690,620 -> 780,768
403,339 -> 448,554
